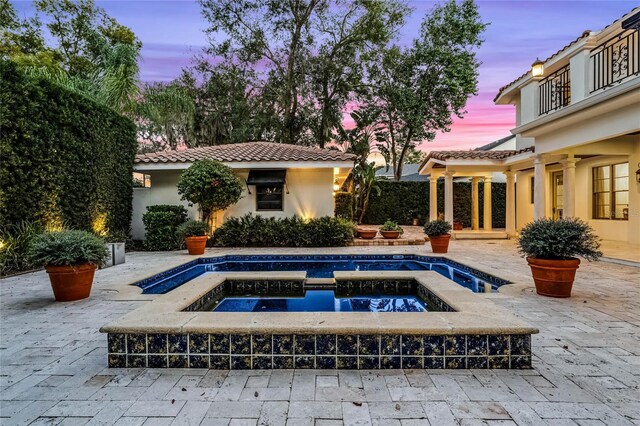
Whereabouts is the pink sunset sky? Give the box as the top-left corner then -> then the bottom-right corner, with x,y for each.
14,0 -> 638,152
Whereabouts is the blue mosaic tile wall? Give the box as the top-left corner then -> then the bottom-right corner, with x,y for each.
107,333 -> 531,370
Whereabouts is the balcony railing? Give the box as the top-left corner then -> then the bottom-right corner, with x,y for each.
539,64 -> 571,115
591,29 -> 639,93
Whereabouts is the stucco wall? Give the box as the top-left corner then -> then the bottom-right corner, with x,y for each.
131,168 -> 335,240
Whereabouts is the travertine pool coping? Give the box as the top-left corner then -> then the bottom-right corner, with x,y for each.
100,271 -> 538,336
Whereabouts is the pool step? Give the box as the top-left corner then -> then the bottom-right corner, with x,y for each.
305,278 -> 336,286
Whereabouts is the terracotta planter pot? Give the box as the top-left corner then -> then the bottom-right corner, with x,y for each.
45,263 -> 96,302
380,230 -> 401,239
185,236 -> 208,255
453,221 -> 463,231
527,257 -> 580,298
412,218 -> 419,226
357,229 -> 378,239
428,234 -> 451,253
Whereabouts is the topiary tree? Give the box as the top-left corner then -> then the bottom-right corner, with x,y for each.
177,160 -> 243,223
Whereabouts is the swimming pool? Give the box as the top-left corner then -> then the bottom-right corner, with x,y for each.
134,255 -> 510,294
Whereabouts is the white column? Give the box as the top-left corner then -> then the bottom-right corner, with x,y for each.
534,155 -> 546,219
561,155 -> 577,218
504,171 -> 516,236
483,176 -> 492,231
429,176 -> 438,221
471,177 -> 480,230
443,171 -> 455,224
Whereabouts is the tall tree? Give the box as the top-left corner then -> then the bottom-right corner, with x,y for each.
363,0 -> 486,180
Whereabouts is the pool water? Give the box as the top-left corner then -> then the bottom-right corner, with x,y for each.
136,255 -> 507,294
208,289 -> 428,313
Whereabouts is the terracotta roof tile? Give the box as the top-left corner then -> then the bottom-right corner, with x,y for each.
135,141 -> 355,164
425,147 -> 534,162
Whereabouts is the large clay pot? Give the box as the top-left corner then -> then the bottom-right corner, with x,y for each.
428,234 -> 451,253
45,263 -> 97,302
357,229 -> 377,239
380,230 -> 401,239
453,221 -> 463,231
527,257 -> 580,298
185,236 -> 208,255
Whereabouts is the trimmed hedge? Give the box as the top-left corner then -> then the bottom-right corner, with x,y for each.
334,191 -> 354,221
0,60 -> 137,237
362,180 -> 506,228
142,205 -> 188,251
212,214 -> 356,247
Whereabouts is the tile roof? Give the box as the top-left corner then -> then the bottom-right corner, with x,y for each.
425,147 -> 534,162
135,141 -> 356,164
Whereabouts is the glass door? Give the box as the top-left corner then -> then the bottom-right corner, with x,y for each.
552,171 -> 563,219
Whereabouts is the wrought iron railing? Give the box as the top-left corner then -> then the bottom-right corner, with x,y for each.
591,29 -> 639,92
539,64 -> 571,115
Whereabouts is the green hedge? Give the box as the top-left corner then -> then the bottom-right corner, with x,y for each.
142,205 -> 188,251
0,60 -> 137,237
212,214 -> 356,247
334,191 -> 354,221
362,180 -> 506,228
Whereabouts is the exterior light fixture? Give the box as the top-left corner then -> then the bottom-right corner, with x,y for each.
636,162 -> 640,183
333,178 -> 340,192
531,58 -> 544,77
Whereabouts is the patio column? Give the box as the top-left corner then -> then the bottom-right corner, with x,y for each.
471,177 -> 480,230
561,155 -> 577,218
444,171 -> 455,224
534,155 -> 546,219
429,175 -> 438,221
483,176 -> 492,231
504,171 -> 516,236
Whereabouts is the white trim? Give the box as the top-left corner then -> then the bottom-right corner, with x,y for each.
135,160 -> 354,172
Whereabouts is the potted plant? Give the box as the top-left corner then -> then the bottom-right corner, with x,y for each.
380,220 -> 404,239
424,219 -> 453,253
453,219 -> 463,231
517,218 -> 602,298
29,230 -> 109,302
177,220 -> 209,255
356,227 -> 378,239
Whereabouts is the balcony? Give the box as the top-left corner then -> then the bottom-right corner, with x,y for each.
590,28 -> 639,93
538,64 -> 571,115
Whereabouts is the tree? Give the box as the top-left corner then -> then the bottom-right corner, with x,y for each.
177,160 -> 244,224
363,0 -> 486,181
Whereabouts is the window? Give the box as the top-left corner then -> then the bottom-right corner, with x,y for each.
256,185 -> 283,211
592,162 -> 629,220
530,176 -> 535,204
133,172 -> 151,188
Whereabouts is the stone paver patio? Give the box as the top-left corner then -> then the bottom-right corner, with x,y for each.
1,240 -> 640,425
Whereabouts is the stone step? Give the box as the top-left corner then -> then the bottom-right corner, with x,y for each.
452,230 -> 509,240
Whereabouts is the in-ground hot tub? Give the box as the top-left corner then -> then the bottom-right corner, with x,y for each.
101,269 -> 537,370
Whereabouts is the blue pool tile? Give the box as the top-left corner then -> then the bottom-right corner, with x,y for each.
189,334 -> 209,354
337,335 -> 357,355
467,335 -> 488,356
210,334 -> 229,354
230,335 -> 251,355
488,356 -> 510,369
127,355 -> 146,368
424,336 -> 444,356
272,356 -> 294,369
359,356 -> 380,369
108,334 -> 126,354
295,335 -> 316,355
168,355 -> 188,368
510,356 -> 532,369
316,335 -> 337,355
488,336 -> 509,356
445,336 -> 466,356
147,334 -> 167,354
359,335 -> 380,356
108,354 -> 126,368
273,335 -> 294,355
127,334 -> 146,354
510,335 -> 531,356
252,356 -> 272,369
424,357 -> 444,369
401,356 -> 423,369
231,356 -> 251,370
337,356 -> 357,369
467,356 -> 488,369
294,356 -> 315,369
210,355 -> 230,369
381,356 -> 401,369
168,335 -> 188,354
148,355 -> 168,368
381,335 -> 401,356
445,356 -> 466,369
189,355 -> 209,368
252,335 -> 272,355
401,336 -> 423,356
316,356 -> 337,369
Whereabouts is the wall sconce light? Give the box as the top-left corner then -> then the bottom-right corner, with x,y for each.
333,179 -> 340,192
531,58 -> 544,77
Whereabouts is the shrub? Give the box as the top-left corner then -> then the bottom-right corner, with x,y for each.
0,60 -> 137,237
142,205 -> 188,251
424,219 -> 452,236
334,191 -> 354,221
177,160 -> 243,222
29,230 -> 109,267
212,214 -> 355,247
0,221 -> 44,276
517,218 -> 602,261
380,220 -> 403,234
177,220 -> 209,239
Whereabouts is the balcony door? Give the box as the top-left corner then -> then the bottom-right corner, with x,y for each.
552,171 -> 563,220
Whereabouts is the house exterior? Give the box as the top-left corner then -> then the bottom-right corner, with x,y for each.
419,7 -> 640,244
131,142 -> 354,240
